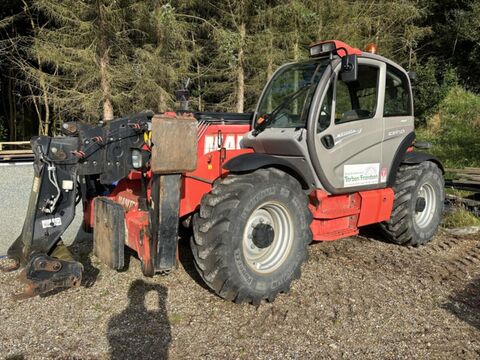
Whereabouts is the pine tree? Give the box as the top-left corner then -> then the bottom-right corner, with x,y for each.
14,0 -> 193,133
128,1 -> 193,114
200,0 -> 265,112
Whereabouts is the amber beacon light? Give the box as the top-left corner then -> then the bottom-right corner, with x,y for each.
365,43 -> 377,54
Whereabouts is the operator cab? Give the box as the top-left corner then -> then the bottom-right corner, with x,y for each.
242,40 -> 414,194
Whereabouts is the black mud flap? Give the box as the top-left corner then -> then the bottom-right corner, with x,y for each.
93,197 -> 125,270
150,174 -> 181,273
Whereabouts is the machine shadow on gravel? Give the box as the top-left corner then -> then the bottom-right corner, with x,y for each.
177,226 -> 212,293
442,277 -> 480,330
359,225 -> 395,245
107,279 -> 171,360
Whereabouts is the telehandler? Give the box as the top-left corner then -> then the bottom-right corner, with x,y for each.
2,40 -> 444,303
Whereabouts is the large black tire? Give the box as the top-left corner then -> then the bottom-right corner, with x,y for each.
191,168 -> 312,304
381,161 -> 444,246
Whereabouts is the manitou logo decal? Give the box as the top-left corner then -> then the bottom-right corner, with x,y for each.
204,134 -> 244,154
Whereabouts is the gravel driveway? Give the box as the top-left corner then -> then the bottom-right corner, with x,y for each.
1,165 -> 480,359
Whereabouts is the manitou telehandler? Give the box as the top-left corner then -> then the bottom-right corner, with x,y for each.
2,40 -> 444,303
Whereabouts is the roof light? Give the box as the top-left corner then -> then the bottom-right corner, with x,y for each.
309,40 -> 363,58
310,42 -> 336,57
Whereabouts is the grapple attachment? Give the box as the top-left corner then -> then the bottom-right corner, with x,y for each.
16,253 -> 83,299
4,135 -> 82,298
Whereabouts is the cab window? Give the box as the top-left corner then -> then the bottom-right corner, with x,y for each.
384,65 -> 412,117
334,64 -> 379,124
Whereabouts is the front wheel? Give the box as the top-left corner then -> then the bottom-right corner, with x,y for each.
381,161 -> 444,246
191,168 -> 312,304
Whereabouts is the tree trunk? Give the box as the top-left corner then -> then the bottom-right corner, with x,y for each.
40,78 -> 49,135
236,23 -> 246,113
7,74 -> 15,140
23,0 -> 50,135
100,55 -> 114,121
266,33 -> 274,113
197,62 -> 203,112
158,91 -> 166,113
97,1 -> 114,122
267,32 -> 273,80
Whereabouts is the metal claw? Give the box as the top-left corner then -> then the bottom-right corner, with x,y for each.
12,254 -> 83,300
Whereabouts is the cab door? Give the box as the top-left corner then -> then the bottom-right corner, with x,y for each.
381,64 -> 415,184
311,57 -> 386,193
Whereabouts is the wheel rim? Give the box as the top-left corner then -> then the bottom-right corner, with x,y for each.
243,201 -> 294,274
414,182 -> 437,228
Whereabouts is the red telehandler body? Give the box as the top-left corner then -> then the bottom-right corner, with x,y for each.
3,41 -> 444,303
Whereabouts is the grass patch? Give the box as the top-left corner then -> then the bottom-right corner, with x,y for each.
442,207 -> 480,228
416,86 -> 480,169
445,188 -> 476,198
168,313 -> 183,325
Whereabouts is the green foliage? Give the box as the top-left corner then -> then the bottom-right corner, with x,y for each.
413,58 -> 458,124
0,0 -> 478,140
10,0 -> 193,127
442,207 -> 480,228
419,0 -> 480,92
416,86 -> 480,168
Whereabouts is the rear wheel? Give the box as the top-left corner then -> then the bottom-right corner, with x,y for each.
381,161 -> 444,246
191,168 -> 312,304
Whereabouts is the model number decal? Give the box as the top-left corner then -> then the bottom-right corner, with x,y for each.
387,128 -> 406,137
343,163 -> 380,187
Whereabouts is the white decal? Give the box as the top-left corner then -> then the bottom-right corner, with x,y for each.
224,135 -> 236,150
204,135 -> 216,154
380,167 -> 388,183
32,176 -> 40,193
203,134 -> 244,154
41,217 -> 62,229
237,136 -> 244,149
387,128 -> 406,137
343,163 -> 380,187
334,128 -> 362,144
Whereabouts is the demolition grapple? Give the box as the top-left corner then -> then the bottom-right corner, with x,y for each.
3,111 -> 200,297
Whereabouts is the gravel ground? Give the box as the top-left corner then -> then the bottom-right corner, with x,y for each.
1,165 -> 480,359
1,228 -> 480,359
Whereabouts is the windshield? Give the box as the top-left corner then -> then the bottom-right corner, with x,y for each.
256,58 -> 330,129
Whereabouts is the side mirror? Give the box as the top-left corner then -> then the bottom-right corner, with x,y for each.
340,54 -> 358,83
408,71 -> 417,81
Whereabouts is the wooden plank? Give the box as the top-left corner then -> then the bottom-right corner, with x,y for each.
446,167 -> 480,186
446,193 -> 480,207
0,150 -> 33,155
0,141 -> 30,148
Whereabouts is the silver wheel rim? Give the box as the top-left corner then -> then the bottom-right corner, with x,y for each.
414,183 -> 437,228
242,201 -> 294,274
